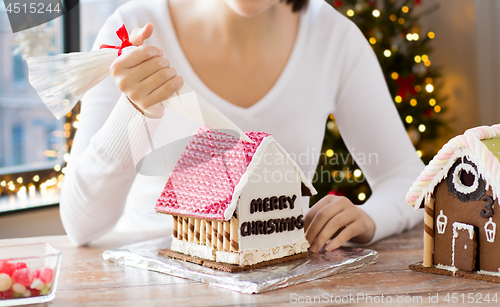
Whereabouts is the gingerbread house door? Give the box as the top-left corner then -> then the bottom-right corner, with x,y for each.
452,222 -> 477,272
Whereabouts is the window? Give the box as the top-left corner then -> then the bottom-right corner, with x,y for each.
0,0 -> 133,213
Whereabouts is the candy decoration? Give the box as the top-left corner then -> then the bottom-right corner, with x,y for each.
12,268 -> 32,287
12,283 -> 26,294
99,25 -> 132,57
223,221 -> 230,252
407,124 -> 500,209
40,267 -> 53,284
3,289 -> 13,299
16,263 -> 27,270
30,278 -> 44,291
172,216 -> 178,239
41,284 -> 51,295
0,273 -> 12,292
0,261 -> 16,276
230,217 -> 239,252
30,289 -> 41,297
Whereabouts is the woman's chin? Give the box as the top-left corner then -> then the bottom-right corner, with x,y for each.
223,0 -> 280,17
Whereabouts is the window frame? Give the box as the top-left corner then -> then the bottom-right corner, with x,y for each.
0,1 -> 80,214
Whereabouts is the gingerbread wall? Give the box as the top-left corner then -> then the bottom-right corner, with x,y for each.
433,180 -> 500,272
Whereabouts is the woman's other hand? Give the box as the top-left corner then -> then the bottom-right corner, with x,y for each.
304,195 -> 375,252
110,24 -> 184,114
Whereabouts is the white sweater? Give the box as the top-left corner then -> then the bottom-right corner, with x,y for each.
60,0 -> 424,246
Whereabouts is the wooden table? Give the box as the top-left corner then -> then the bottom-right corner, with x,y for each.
2,223 -> 500,306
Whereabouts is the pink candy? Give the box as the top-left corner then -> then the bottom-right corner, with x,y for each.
0,262 -> 53,300
0,261 -> 15,276
12,268 -> 33,287
39,267 -> 53,284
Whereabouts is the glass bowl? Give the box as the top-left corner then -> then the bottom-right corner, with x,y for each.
0,243 -> 62,306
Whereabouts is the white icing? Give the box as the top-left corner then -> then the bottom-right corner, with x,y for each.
435,264 -> 459,275
453,222 -> 475,240
451,222 -> 475,269
478,269 -> 500,276
237,141 -> 306,251
170,236 -> 309,266
452,162 -> 479,194
484,217 -> 497,243
171,237 -> 216,261
238,236 -> 309,266
215,251 -> 239,264
436,210 -> 448,234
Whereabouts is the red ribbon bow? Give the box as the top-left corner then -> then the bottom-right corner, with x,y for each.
99,24 -> 132,56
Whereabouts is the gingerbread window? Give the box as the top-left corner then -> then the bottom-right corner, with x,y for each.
446,158 -> 485,202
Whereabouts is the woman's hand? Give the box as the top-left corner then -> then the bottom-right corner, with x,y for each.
110,24 -> 184,114
304,195 -> 375,252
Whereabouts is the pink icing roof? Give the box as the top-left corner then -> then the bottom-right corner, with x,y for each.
406,124 -> 500,209
155,127 -> 270,220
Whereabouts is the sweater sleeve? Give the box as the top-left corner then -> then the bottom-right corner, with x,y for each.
59,11 -> 163,246
333,22 -> 424,244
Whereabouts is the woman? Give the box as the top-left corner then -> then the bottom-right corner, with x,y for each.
60,0 -> 424,251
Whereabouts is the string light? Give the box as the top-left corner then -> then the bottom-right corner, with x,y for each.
416,150 -> 423,158
422,55 -> 429,62
16,177 -> 23,184
347,9 -> 354,17
390,14 -> 397,21
412,33 -> 419,41
391,72 -> 399,80
326,149 -> 334,157
410,99 -> 417,106
384,50 -> 392,57
402,6 -> 409,13
395,95 -> 402,103
354,169 -> 362,177
398,18 -> 405,24
33,175 -> 40,182
391,45 -> 398,52
369,37 -> 377,44
429,99 -> 436,106
428,32 -> 435,39
424,60 -> 431,67
418,124 -> 426,132
434,105 -> 441,113
415,85 -> 422,92
0,181 -> 5,187
406,115 -> 413,123
425,77 -> 432,84
372,10 -> 380,17
414,55 -> 421,63
426,84 -> 434,93
72,121 -> 79,129
54,164 -> 61,172
406,33 -> 413,41
358,192 -> 366,201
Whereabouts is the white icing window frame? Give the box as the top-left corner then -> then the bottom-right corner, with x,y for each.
452,162 -> 479,195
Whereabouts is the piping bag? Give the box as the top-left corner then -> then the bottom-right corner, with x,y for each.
26,25 -> 252,176
26,25 -> 251,143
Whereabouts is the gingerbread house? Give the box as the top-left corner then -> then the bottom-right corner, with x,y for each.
155,127 -> 316,270
407,124 -> 500,281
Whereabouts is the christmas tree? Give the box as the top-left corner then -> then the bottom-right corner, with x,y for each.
313,0 -> 447,204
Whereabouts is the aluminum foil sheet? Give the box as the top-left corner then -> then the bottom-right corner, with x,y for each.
103,236 -> 378,294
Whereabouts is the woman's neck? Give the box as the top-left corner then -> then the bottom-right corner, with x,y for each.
170,0 -> 297,50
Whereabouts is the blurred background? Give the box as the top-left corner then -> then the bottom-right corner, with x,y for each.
0,0 -> 498,239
